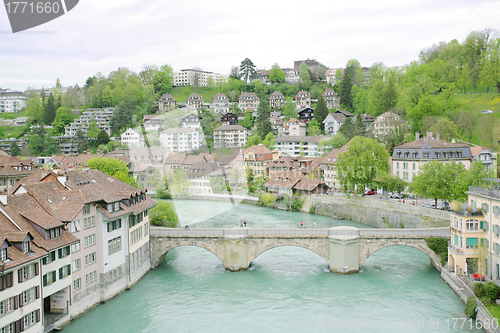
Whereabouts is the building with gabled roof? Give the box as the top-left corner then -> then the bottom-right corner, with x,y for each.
0,154 -> 35,194
185,93 -> 204,110
322,89 -> 339,109
279,118 -> 306,137
213,125 -> 249,148
211,93 -> 230,114
238,92 -> 260,112
269,91 -> 286,110
323,113 -> 346,135
157,93 -> 176,111
295,91 -> 311,110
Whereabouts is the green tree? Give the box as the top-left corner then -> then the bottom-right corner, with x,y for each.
339,116 -> 365,140
167,168 -> 189,197
75,129 -> 89,153
96,130 -> 110,146
256,98 -> 272,138
150,201 -> 179,228
87,157 -> 138,187
281,101 -> 299,121
87,120 -> 100,141
299,62 -> 311,90
244,134 -> 262,148
28,134 -> 44,155
152,64 -> 174,96
314,96 -> 328,130
430,117 -> 459,142
25,97 -> 44,124
269,63 -> 285,83
307,119 -> 322,136
336,137 -> 390,192
9,141 -> 21,156
246,168 -> 255,193
43,93 -> 57,125
239,111 -> 253,130
377,174 -> 407,194
262,132 -> 275,150
44,136 -> 59,156
339,67 -> 353,111
317,132 -> 348,154
239,58 -> 257,84
481,38 -> 500,93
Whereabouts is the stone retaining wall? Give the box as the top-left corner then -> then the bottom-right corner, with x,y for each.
309,195 -> 450,229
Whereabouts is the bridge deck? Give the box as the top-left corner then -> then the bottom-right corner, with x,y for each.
150,227 -> 450,238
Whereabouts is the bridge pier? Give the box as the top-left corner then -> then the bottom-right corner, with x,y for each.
223,235 -> 249,272
328,227 -> 360,274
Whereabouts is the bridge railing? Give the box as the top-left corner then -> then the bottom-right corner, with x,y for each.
359,228 -> 450,238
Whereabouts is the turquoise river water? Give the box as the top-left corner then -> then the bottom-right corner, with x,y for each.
62,200 -> 482,333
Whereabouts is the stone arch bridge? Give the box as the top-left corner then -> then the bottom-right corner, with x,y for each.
150,226 -> 449,274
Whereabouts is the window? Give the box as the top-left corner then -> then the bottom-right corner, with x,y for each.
42,271 -> 56,286
83,203 -> 90,215
73,278 -> 82,291
84,216 -> 95,229
85,252 -> 97,266
70,220 -> 81,233
0,248 -> 6,261
130,227 -> 143,245
107,219 -> 122,232
20,287 -> 38,305
59,265 -> 71,279
58,246 -> 70,259
0,297 -> 14,317
144,223 -> 149,236
20,263 -> 37,282
466,219 -> 479,231
46,227 -> 62,240
412,163 -> 416,170
85,270 -> 97,285
482,203 -> 490,213
71,242 -> 81,253
108,237 -> 122,255
72,259 -> 81,272
42,251 -> 56,265
466,237 -> 479,249
84,234 -> 96,248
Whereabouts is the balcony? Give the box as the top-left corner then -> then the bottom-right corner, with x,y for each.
469,182 -> 500,199
448,244 -> 466,255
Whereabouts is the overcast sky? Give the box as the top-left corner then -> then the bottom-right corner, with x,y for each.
1,0 -> 499,91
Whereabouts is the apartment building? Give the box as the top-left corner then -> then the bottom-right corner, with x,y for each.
173,69 -> 226,87
241,144 -> 274,177
159,128 -> 200,153
180,113 -> 202,131
64,109 -> 114,137
322,89 -> 338,109
0,90 -> 26,113
238,92 -> 260,112
213,125 -> 249,148
157,94 -> 177,111
392,132 -> 473,182
185,93 -> 204,111
372,111 -> 406,137
0,155 -> 35,194
210,93 -> 229,114
279,118 -> 306,137
120,128 -> 145,148
269,91 -> 286,110
323,113 -> 346,136
448,180 -> 500,279
295,91 -> 311,109
274,136 -> 324,156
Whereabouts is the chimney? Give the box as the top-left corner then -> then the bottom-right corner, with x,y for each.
415,132 -> 420,141
58,175 -> 68,187
436,133 -> 440,141
0,195 -> 6,205
426,131 -> 433,139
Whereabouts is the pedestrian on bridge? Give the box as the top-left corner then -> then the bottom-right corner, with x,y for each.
185,222 -> 189,230
240,219 -> 243,227
244,220 -> 247,227
313,221 -> 317,228
300,221 -> 304,228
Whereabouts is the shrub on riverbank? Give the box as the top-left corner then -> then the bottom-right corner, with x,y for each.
291,196 -> 303,212
474,282 -> 485,297
484,281 -> 500,302
150,201 -> 179,227
258,193 -> 277,208
465,297 -> 477,318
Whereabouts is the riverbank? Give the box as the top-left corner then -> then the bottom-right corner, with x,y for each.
167,193 -> 450,229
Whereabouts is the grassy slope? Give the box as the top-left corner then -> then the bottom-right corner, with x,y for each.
170,87 -> 219,103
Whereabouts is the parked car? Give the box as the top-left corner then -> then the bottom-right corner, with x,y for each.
390,193 -> 403,199
481,110 -> 494,114
364,189 -> 375,195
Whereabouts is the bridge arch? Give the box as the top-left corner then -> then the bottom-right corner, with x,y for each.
151,238 -> 225,268
247,244 -> 330,268
358,239 -> 442,271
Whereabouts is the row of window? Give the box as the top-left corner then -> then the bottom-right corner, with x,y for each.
84,234 -> 96,248
85,252 -> 97,267
108,237 -> 122,255
0,287 -> 39,317
130,227 -> 143,246
1,310 -> 40,332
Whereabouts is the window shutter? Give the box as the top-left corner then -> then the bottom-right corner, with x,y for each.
58,248 -> 62,258
14,295 -> 18,309
42,257 -> 46,265
36,286 -> 40,299
66,246 -> 70,256
36,309 -> 40,322
20,317 -> 24,332
35,262 -> 39,276
0,275 -> 4,291
43,274 -> 47,287
52,271 -> 56,282
6,272 -> 12,288
67,264 -> 71,276
18,293 -> 23,307
51,252 -> 56,261
59,267 -> 63,279
15,319 -> 21,333
480,221 -> 484,229
18,269 -> 22,283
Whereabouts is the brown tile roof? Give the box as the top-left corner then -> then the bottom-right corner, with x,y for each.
166,153 -> 187,164
396,137 -> 469,149
265,171 -> 303,189
182,155 -> 208,166
293,178 -> 326,191
54,154 -> 102,171
327,113 -> 346,123
242,144 -> 272,156
214,124 -> 248,131
0,155 -> 35,177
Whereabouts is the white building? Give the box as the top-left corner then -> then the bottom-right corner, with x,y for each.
173,69 -> 226,87
323,113 -> 346,135
120,128 -> 145,148
274,135 -> 325,156
0,90 -> 27,113
211,93 -> 230,114
64,109 -> 114,137
213,125 -> 249,148
160,128 -> 200,153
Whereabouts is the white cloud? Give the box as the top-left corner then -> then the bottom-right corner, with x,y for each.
0,0 -> 499,90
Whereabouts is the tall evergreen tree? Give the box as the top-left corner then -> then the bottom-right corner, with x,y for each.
43,93 -> 57,125
256,98 -> 272,138
239,58 -> 257,84
314,96 -> 329,130
339,69 -> 353,111
9,141 -> 21,156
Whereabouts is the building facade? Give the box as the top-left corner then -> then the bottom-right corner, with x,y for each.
210,93 -> 229,114
213,125 -> 249,148
238,93 -> 260,112
0,90 -> 26,113
269,91 -> 286,110
64,109 -> 114,137
159,128 -> 200,153
157,94 -> 176,111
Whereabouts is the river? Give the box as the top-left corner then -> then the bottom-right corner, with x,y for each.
62,199 -> 481,332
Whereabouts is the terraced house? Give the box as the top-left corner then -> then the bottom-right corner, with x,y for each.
238,92 -> 260,112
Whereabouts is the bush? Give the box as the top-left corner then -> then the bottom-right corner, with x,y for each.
474,282 -> 485,298
425,237 -> 449,264
291,197 -> 303,212
150,201 -> 179,228
484,281 -> 500,301
258,193 -> 277,208
157,189 -> 172,199
465,297 -> 477,318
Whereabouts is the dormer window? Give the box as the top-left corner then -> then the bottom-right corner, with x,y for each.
1,247 -> 7,260
114,202 -> 120,211
436,151 -> 441,158
423,152 -> 429,159
23,241 -> 29,254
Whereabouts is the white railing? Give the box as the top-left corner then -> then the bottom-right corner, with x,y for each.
150,227 -> 450,238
